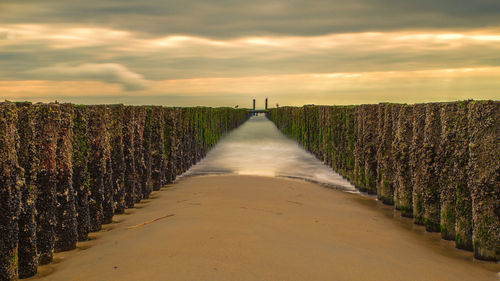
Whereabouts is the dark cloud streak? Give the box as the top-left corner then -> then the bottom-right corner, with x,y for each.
1,0 -> 499,38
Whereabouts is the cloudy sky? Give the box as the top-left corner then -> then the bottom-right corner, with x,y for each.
1,0 -> 499,107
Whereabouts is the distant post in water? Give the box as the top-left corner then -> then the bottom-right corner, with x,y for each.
253,99 -> 256,111
265,98 -> 268,110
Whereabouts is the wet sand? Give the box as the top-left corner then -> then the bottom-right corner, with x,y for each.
29,175 -> 499,281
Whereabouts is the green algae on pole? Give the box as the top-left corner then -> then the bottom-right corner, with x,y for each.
422,103 -> 442,232
393,105 -> 414,217
162,107 -> 175,184
467,101 -> 499,261
343,106 -> 356,181
173,108 -> 184,177
353,106 -> 366,191
362,104 -> 379,195
151,106 -> 165,191
54,103 -> 78,252
141,107 -> 153,198
16,102 -> 39,279
134,106 -> 146,203
123,106 -> 137,208
72,105 -> 91,241
411,104 -> 427,225
439,103 -> 458,241
454,101 -> 473,251
102,108 -> 114,225
87,105 -> 107,232
0,102 -> 22,281
109,105 -> 126,214
34,103 -> 60,265
177,108 -> 189,174
390,104 -> 402,208
378,104 -> 396,205
375,104 -> 386,197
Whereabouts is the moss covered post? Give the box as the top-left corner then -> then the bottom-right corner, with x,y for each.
439,103 -> 458,240
375,104 -> 386,196
411,104 -> 426,225
378,104 -> 396,204
0,102 -> 23,280
72,105 -> 91,241
16,102 -> 39,278
87,105 -> 107,232
133,107 -> 146,203
109,105 -> 125,214
150,106 -> 165,191
123,106 -> 136,208
362,104 -> 379,195
34,103 -> 60,265
173,108 -> 183,178
468,101 -> 499,261
142,107 -> 153,198
390,104 -> 402,208
353,106 -> 366,191
54,103 -> 78,251
163,107 -> 175,185
102,107 -> 113,224
454,101 -> 473,251
421,103 -> 442,232
392,105 -> 414,217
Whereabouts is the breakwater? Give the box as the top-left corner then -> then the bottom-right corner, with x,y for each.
0,102 -> 248,280
268,101 -> 499,262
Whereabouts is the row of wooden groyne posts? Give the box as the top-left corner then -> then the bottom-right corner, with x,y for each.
268,100 -> 499,262
0,101 -> 249,280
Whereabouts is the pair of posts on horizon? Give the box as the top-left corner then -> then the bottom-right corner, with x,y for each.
251,98 -> 268,110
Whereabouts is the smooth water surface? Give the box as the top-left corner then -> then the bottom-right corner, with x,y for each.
184,115 -> 356,191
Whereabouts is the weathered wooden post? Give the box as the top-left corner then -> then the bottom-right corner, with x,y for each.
72,105 -> 91,241
16,102 -> 39,278
142,107 -> 153,198
468,101 -> 499,261
422,103 -> 442,232
454,101 -> 473,251
151,106 -> 165,191
34,103 -> 60,265
0,102 -> 23,280
123,106 -> 136,208
411,104 -> 427,225
378,104 -> 396,204
362,104 -> 379,195
109,105 -> 126,214
393,105 -> 414,217
353,106 -> 366,191
375,103 -> 386,197
163,107 -> 176,185
102,107 -> 113,224
87,105 -> 107,232
134,107 -> 146,203
54,103 -> 78,251
439,103 -> 458,240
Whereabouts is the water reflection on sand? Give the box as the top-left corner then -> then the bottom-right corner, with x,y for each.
184,115 -> 356,191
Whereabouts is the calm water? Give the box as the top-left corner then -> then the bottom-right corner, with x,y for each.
184,115 -> 356,192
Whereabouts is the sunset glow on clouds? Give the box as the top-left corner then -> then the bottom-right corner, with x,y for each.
1,0 -> 499,106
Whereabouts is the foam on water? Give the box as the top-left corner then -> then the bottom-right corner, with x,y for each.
183,115 -> 356,191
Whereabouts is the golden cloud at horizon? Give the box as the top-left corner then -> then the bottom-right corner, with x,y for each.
3,66 -> 499,106
1,24 -> 499,105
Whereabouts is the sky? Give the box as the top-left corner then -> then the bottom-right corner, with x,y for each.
1,0 -> 499,107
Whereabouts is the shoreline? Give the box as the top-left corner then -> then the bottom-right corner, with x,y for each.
29,175 -> 499,281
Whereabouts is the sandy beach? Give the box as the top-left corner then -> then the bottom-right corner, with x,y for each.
29,175 -> 498,281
